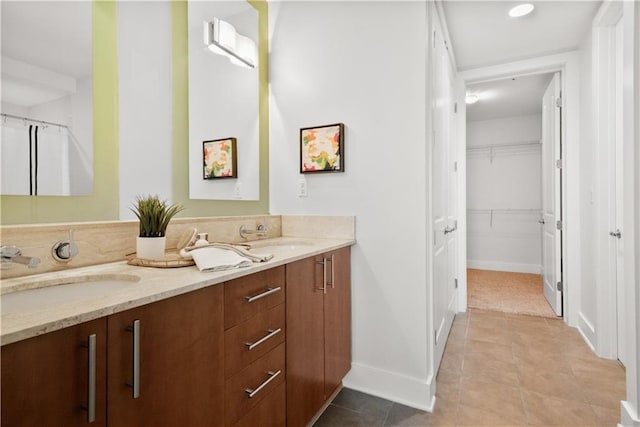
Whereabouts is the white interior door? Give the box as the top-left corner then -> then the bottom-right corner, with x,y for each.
432,20 -> 457,371
541,72 -> 562,316
613,17 -> 626,366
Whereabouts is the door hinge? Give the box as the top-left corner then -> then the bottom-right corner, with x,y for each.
433,31 -> 436,48
434,329 -> 438,344
453,161 -> 458,172
454,103 -> 458,113
556,220 -> 563,230
557,281 -> 563,292
556,97 -> 563,108
454,278 -> 458,289
556,159 -> 563,169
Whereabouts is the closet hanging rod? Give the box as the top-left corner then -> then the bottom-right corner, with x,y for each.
1,113 -> 69,129
467,208 -> 542,213
466,140 -> 541,151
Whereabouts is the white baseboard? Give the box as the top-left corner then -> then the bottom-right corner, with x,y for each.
577,311 -> 596,351
467,260 -> 541,274
342,362 -> 434,412
621,401 -> 640,427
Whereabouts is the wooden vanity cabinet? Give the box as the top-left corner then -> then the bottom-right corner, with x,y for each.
1,318 -> 108,427
286,246 -> 351,426
107,284 -> 224,427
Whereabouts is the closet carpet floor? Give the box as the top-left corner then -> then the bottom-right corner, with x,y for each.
314,309 -> 626,426
467,269 -> 557,318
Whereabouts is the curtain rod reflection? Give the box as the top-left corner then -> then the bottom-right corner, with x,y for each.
1,113 -> 69,129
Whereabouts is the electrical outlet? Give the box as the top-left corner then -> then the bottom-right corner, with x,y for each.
234,182 -> 242,199
298,177 -> 308,197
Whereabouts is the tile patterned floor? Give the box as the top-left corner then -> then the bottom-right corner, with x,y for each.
314,309 -> 626,426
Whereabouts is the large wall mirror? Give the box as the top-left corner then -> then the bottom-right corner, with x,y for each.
187,1 -> 259,201
1,1 -> 93,196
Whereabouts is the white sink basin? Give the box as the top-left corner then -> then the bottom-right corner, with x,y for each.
249,239 -> 314,253
2,274 -> 140,315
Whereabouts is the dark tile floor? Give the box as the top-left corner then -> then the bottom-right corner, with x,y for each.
314,309 -> 626,426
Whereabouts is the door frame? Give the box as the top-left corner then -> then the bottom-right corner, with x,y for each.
455,51 -> 581,328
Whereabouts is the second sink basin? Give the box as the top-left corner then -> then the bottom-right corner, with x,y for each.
2,274 -> 141,315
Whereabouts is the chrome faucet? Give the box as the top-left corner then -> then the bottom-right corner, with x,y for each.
239,223 -> 268,239
0,245 -> 41,268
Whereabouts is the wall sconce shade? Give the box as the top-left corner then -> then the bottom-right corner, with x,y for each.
203,18 -> 256,69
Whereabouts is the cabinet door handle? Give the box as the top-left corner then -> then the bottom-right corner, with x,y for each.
126,320 -> 141,399
245,328 -> 282,350
245,286 -> 281,303
316,259 -> 327,294
330,254 -> 335,289
86,334 -> 97,424
245,370 -> 281,398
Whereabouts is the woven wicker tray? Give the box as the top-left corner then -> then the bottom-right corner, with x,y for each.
126,252 -> 195,268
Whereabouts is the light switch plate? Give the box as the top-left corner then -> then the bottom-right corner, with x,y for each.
298,177 -> 308,197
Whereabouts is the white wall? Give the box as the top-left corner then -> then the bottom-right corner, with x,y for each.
577,28 -> 597,349
269,0 -> 433,409
466,114 -> 542,274
117,1 -> 173,219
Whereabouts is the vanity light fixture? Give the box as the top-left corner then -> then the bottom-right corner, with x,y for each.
465,93 -> 479,104
203,18 -> 257,69
508,3 -> 535,18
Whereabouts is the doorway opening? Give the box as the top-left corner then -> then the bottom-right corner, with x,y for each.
464,71 -> 562,319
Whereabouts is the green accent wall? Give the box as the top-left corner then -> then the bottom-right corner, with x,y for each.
0,1 -> 120,225
0,0 -> 269,225
171,0 -> 269,216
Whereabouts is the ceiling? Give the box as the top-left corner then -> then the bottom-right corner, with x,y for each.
466,72 -> 554,121
442,1 -> 602,71
1,1 -> 92,78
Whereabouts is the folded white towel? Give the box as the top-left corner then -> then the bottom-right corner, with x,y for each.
190,247 -> 253,272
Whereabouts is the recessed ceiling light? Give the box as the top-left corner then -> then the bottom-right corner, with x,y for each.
466,94 -> 479,105
509,3 -> 535,18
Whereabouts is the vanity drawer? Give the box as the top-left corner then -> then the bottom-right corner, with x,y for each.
225,343 -> 285,427
232,382 -> 286,427
225,304 -> 285,379
224,266 -> 285,329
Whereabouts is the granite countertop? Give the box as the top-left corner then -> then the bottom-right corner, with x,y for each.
1,236 -> 355,346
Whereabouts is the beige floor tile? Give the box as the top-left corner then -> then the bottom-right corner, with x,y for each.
522,390 -> 599,426
436,366 -> 462,386
458,378 -> 526,424
465,338 -> 514,363
456,403 -> 526,426
517,366 -> 587,403
462,355 -> 520,387
466,324 -> 513,345
513,346 -> 574,374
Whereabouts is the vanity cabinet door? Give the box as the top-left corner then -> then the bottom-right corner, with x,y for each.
1,318 -> 108,427
285,255 -> 326,427
286,247 -> 352,426
323,246 -> 352,398
107,285 -> 224,427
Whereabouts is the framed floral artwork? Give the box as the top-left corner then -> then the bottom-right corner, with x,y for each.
203,137 -> 237,179
300,123 -> 344,173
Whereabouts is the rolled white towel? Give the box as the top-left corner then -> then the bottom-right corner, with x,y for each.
190,247 -> 253,272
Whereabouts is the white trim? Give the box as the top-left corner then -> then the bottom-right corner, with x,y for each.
466,260 -> 541,275
457,50 -> 581,328
342,363 -> 435,412
577,311 -> 597,352
621,401 -> 640,427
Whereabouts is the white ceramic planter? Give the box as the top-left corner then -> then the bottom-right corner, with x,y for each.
136,236 -> 166,260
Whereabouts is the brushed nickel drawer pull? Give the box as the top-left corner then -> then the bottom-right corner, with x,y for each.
245,328 -> 282,350
83,334 -> 97,423
245,286 -> 281,303
245,370 -> 281,398
126,319 -> 141,399
317,259 -> 327,294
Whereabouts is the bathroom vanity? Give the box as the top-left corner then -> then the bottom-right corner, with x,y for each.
0,232 -> 353,427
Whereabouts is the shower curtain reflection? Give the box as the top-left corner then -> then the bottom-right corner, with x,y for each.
0,116 -> 92,196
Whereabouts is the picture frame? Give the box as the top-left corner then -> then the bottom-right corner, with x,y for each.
203,137 -> 237,179
300,123 -> 344,173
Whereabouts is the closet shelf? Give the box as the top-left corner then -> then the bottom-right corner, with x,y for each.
466,140 -> 541,162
